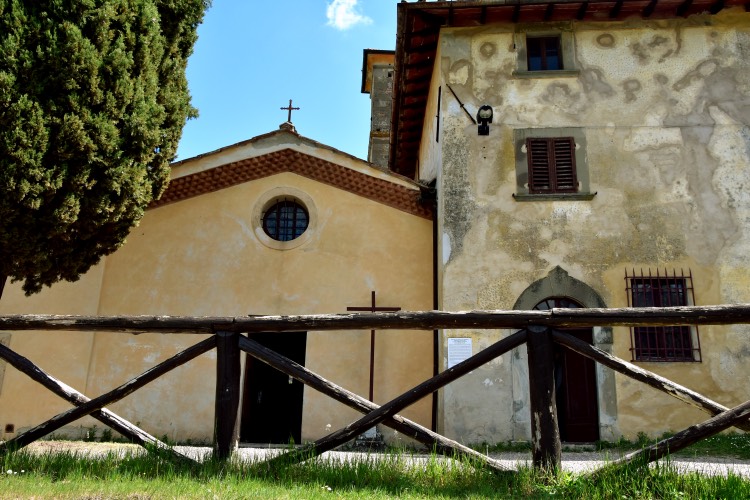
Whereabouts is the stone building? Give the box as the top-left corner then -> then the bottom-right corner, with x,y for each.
386,0 -> 750,443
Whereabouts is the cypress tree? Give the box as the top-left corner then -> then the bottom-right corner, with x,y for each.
0,0 -> 209,296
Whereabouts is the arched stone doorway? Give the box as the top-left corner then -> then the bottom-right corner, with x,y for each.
534,297 -> 599,442
511,266 -> 619,442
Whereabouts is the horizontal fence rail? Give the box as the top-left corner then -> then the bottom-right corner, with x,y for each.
3,304 -> 750,334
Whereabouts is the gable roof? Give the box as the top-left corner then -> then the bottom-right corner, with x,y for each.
152,128 -> 433,220
391,0 -> 750,178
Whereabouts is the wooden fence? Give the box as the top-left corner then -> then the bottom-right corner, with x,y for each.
1,304 -> 750,475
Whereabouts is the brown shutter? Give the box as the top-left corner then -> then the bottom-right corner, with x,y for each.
551,137 -> 577,193
527,138 -> 552,193
526,137 -> 578,194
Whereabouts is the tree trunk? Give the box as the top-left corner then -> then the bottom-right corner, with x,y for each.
0,274 -> 6,301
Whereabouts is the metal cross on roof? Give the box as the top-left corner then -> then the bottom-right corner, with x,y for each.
280,99 -> 300,122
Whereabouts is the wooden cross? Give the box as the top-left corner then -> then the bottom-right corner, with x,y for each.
280,99 -> 300,122
347,291 -> 401,402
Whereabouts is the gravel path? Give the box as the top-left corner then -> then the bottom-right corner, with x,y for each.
22,441 -> 750,478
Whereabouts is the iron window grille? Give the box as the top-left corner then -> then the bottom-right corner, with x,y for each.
526,137 -> 578,194
262,199 -> 309,242
625,268 -> 701,362
527,35 -> 563,71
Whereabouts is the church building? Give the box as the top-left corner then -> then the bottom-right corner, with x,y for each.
0,119 -> 434,444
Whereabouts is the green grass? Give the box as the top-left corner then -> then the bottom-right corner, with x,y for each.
2,446 -> 750,499
478,432 -> 750,460
669,433 -> 750,460
592,432 -> 750,460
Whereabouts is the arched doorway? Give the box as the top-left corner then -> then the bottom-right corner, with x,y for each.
534,297 -> 599,443
511,266 -> 618,442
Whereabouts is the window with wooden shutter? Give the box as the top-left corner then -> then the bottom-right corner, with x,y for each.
526,137 -> 578,194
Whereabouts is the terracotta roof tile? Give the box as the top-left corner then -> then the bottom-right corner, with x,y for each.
151,149 -> 433,220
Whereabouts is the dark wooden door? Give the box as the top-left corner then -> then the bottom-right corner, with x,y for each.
240,332 -> 306,445
534,298 -> 599,443
555,328 -> 599,443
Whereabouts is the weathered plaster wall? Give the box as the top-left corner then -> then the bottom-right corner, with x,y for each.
0,266 -> 106,440
0,170 -> 434,444
418,40 -> 444,184
432,10 -> 750,443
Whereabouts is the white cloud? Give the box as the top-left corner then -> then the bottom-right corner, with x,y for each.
326,0 -> 373,30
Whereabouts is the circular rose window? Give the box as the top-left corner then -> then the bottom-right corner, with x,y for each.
262,199 -> 309,241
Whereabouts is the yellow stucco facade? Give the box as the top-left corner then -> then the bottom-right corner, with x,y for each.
0,128 -> 435,444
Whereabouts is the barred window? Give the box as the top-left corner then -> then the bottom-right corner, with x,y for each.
625,269 -> 701,362
526,137 -> 578,194
262,199 -> 309,242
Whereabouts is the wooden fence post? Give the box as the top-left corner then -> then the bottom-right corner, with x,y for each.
526,325 -> 561,471
214,332 -> 241,460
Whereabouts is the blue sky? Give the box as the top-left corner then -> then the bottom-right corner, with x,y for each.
175,1 -> 399,162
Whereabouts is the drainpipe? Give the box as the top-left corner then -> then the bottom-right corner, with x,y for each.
419,180 -> 439,432
431,208 -> 439,432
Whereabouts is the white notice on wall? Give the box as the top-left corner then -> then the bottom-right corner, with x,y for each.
447,337 -> 472,368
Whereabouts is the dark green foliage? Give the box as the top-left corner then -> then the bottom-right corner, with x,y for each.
0,0 -> 208,294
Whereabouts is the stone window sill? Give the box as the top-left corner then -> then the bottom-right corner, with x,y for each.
513,192 -> 596,201
513,69 -> 580,79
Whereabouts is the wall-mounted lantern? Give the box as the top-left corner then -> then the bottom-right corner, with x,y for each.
477,105 -> 493,136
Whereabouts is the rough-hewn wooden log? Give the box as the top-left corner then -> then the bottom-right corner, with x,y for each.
592,398 -> 750,477
214,332 -> 241,460
0,343 -> 195,463
0,315 -> 224,334
0,336 -> 216,456
263,329 -> 528,469
3,304 -> 750,334
551,330 -> 750,432
238,337 -> 511,473
527,326 -> 561,471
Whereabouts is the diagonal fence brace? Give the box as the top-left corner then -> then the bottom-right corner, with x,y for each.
551,330 -> 750,432
239,337 -> 512,473
0,342 -> 195,464
591,396 -> 750,477
263,329 -> 528,469
0,336 -> 216,456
